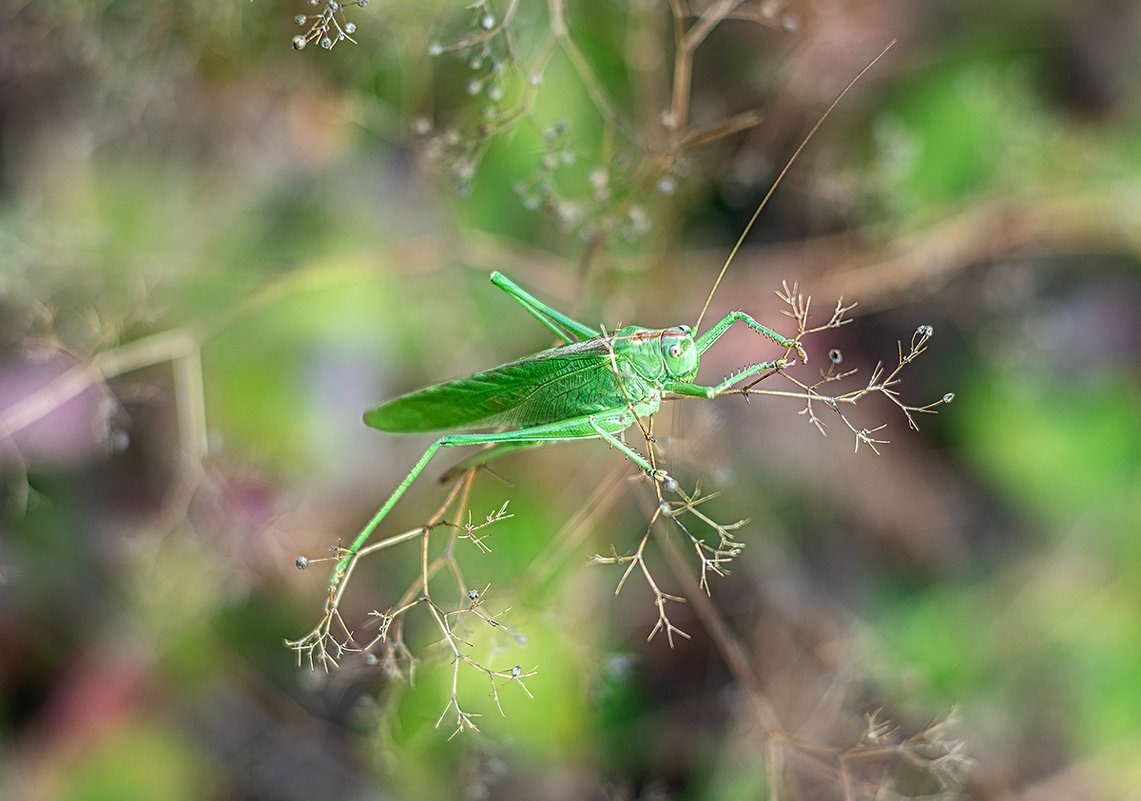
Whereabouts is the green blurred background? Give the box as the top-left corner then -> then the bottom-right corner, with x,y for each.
2,1 -> 1140,799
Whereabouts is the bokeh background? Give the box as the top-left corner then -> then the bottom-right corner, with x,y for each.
2,1 -> 1140,799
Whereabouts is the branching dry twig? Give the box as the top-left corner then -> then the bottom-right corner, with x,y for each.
290,0 -> 370,51
286,465 -> 534,731
731,282 -> 955,454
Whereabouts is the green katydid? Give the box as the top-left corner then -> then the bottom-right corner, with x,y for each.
321,273 -> 806,597
307,40 -> 898,615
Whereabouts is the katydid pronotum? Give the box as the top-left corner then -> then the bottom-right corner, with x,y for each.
288,43 -> 914,663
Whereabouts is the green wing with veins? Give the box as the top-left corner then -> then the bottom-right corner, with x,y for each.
363,337 -> 644,433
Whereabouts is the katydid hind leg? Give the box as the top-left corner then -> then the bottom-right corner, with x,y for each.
344,409 -> 646,578
438,439 -> 548,482
331,437 -> 445,591
437,411 -> 671,486
490,271 -> 598,343
331,419 -> 594,591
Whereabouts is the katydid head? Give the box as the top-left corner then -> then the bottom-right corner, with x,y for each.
661,326 -> 699,380
615,325 -> 699,383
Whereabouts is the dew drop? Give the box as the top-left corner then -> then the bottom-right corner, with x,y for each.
627,205 -> 648,234
109,428 -> 130,453
454,161 -> 475,182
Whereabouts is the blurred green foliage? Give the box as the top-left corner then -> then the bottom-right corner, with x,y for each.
2,1 -> 1141,800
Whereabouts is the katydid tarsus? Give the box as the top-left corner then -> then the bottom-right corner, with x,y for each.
295,42 -> 897,651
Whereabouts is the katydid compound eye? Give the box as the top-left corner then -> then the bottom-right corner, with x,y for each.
668,343 -> 681,358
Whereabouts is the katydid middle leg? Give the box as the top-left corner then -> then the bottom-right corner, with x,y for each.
661,358 -> 790,400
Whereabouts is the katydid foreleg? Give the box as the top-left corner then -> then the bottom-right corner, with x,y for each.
695,310 -> 808,362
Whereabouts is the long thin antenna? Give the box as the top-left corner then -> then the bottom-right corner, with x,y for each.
694,39 -> 896,332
